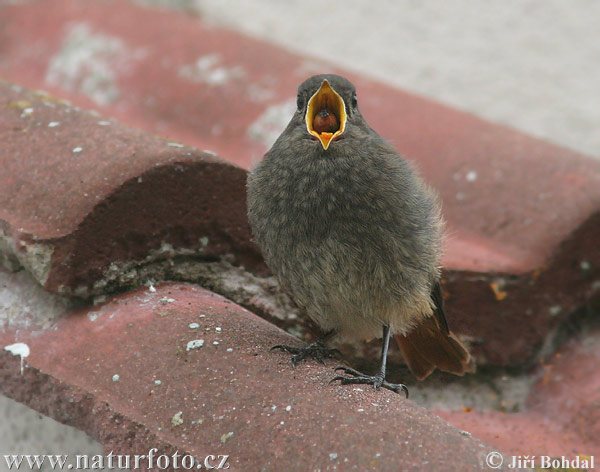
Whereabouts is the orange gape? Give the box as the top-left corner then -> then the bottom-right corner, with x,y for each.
313,108 -> 339,134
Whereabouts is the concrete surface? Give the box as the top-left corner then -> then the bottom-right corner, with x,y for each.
194,0 -> 600,160
2,73 -> 598,366
0,80 -> 263,296
0,397 -> 105,472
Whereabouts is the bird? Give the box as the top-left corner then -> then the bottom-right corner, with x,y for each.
246,74 -> 474,396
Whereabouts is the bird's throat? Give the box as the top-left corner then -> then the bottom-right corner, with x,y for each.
306,80 -> 347,150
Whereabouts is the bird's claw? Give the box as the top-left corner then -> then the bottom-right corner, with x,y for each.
330,366 -> 409,398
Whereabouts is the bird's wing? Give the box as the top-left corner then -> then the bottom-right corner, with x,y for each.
430,281 -> 449,335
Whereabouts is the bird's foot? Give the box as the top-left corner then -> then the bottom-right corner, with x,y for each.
271,343 -> 341,366
329,366 -> 409,398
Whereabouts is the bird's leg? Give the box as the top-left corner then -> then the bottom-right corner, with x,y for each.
271,329 -> 340,366
330,325 -> 409,397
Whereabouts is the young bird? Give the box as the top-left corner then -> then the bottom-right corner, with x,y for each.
247,74 -> 474,396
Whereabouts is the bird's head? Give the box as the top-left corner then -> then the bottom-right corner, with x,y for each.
296,74 -> 359,150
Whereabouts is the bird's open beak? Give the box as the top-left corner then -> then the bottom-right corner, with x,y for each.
305,79 -> 347,150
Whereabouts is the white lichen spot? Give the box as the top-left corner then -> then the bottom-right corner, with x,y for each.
202,150 -> 217,157
92,295 -> 107,306
48,121 -> 61,127
215,327 -> 222,332
137,177 -> 144,184
154,380 -> 162,385
171,411 -> 184,427
21,107 -> 34,118
148,284 -> 156,293
466,170 -> 478,182
4,343 -> 30,375
247,83 -> 276,103
581,260 -> 591,271
188,322 -> 200,329
285,405 -> 291,412
159,297 -> 175,304
15,242 -> 54,287
178,54 -> 245,86
112,374 -> 120,382
549,305 -> 562,316
167,142 -> 184,148
213,341 -> 219,346
226,348 -> 233,353
247,98 -> 296,148
97,120 -> 111,126
220,431 -> 233,444
72,147 -> 83,153
199,236 -> 209,248
186,339 -> 205,351
45,23 -> 142,106
329,453 -> 338,461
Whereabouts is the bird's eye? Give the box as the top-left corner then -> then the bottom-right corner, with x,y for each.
296,95 -> 304,111
351,94 -> 358,109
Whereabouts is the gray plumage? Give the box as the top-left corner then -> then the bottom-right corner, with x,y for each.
247,74 -> 443,342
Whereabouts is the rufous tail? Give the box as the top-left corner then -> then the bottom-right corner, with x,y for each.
395,315 -> 476,380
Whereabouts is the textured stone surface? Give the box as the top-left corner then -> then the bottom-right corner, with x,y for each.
1,0 -> 598,272
0,4 -> 599,368
0,281 -> 508,471
0,80 -> 263,297
0,2 -> 599,371
437,304 -> 600,459
1,1 -> 598,464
